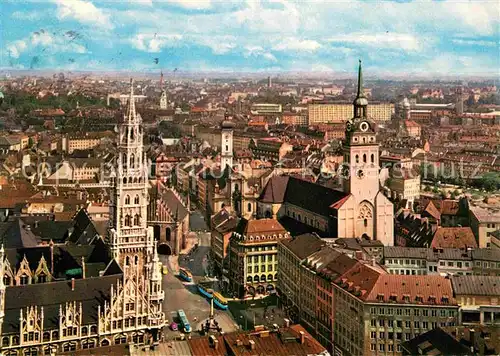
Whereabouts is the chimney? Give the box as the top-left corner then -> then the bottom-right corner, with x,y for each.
71,278 -> 75,291
371,256 -> 376,266
248,340 -> 255,350
299,331 -> 305,344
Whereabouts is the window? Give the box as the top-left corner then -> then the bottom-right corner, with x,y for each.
371,154 -> 375,163
379,332 -> 385,338
247,203 -> 252,212
414,321 -> 420,328
371,331 -> 376,339
379,344 -> 385,352
355,155 -> 359,163
363,154 -> 367,163
125,195 -> 130,205
134,195 -> 139,204
364,219 -> 368,227
134,214 -> 140,226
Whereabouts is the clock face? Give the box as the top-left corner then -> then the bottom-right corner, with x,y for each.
346,121 -> 353,132
360,121 -> 370,132
357,169 -> 365,179
341,166 -> 350,178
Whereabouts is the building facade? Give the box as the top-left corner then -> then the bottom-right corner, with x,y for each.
0,80 -> 165,356
227,218 -> 289,298
308,102 -> 394,125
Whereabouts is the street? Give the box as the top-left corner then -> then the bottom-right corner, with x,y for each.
160,211 -> 237,340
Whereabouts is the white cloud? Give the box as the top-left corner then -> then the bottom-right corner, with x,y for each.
6,32 -> 87,59
327,33 -> 425,52
244,46 -> 277,62
130,34 -> 183,52
273,39 -> 321,52
53,0 -> 113,29
167,0 -> 211,10
11,11 -> 46,21
452,39 -> 497,47
6,40 -> 27,58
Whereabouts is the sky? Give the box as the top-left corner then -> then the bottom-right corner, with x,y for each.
1,0 -> 499,77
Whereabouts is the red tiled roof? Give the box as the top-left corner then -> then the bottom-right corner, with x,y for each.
365,275 -> 456,305
431,227 -> 477,249
330,194 -> 351,209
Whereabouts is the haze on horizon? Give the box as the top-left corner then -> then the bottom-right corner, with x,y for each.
2,0 -> 499,79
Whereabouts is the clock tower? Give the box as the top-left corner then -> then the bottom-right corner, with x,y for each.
342,60 -> 380,205
221,117 -> 234,169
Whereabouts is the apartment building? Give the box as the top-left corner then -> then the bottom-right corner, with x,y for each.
333,265 -> 458,356
308,102 -> 394,124
282,113 -> 308,126
451,275 -> 500,326
469,206 -> 500,248
250,103 -> 282,115
64,133 -> 102,153
227,218 -> 289,298
383,246 -> 500,277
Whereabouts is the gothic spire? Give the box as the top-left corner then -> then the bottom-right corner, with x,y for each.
127,78 -> 136,123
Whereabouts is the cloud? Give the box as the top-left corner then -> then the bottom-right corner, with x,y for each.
6,40 -> 27,58
327,33 -> 425,52
167,0 -> 212,10
273,39 -> 321,52
452,39 -> 497,47
11,11 -> 46,21
6,32 -> 87,59
52,0 -> 113,29
244,46 -> 277,62
130,34 -> 183,52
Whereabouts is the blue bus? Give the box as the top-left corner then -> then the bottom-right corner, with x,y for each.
177,309 -> 191,333
179,268 -> 193,282
198,282 -> 214,300
213,292 -> 228,310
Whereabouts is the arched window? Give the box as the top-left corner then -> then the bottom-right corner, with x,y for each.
123,177 -> 127,184
134,256 -> 139,265
363,154 -> 367,163
247,203 -> 252,212
355,155 -> 359,163
130,154 -> 135,169
371,154 -> 375,163
134,214 -> 140,226
247,276 -> 252,283
253,275 -> 259,283
364,219 -> 368,227
134,195 -> 139,204
126,256 -> 130,266
2,337 -> 9,347
125,215 -> 132,227
125,195 -> 130,205
261,274 -> 266,282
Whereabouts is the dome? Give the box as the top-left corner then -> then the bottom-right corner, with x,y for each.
353,97 -> 368,106
221,120 -> 235,129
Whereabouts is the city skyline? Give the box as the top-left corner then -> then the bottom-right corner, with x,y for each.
2,0 -> 499,77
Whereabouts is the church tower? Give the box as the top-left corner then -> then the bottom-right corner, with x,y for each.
109,79 -> 153,271
160,90 -> 168,109
220,117 -> 234,169
340,61 -> 394,245
342,60 -> 380,201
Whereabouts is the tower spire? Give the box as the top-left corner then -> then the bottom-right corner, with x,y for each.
128,78 -> 136,122
356,59 -> 364,98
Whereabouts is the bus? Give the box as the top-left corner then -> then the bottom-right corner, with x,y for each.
197,282 -> 214,300
177,309 -> 191,333
213,292 -> 228,310
179,268 -> 193,282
